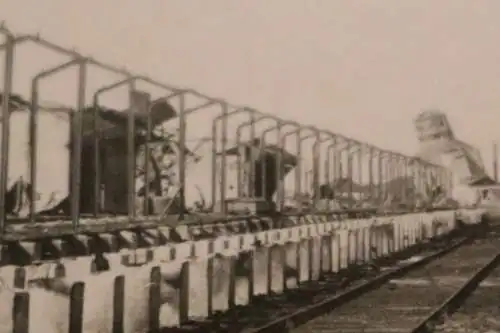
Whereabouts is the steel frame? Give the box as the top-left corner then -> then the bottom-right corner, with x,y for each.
0,23 -> 452,238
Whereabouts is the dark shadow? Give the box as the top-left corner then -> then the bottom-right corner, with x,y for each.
224,139 -> 297,204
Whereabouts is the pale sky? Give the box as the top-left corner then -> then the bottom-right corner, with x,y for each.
2,0 -> 500,175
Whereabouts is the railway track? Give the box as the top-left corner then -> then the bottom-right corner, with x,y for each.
283,230 -> 500,333
151,223 -> 482,333
431,229 -> 500,333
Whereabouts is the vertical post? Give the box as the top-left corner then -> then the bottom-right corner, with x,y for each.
13,292 -> 30,333
401,157 -> 408,204
260,127 -> 271,204
69,282 -> 85,333
368,148 -> 374,200
387,155 -> 393,203
335,150 -> 341,184
143,96 -> 152,215
220,104 -> 228,213
272,123 -> 284,210
211,118 -> 219,210
394,156 -> 400,203
377,152 -> 383,204
276,125 -> 300,211
324,145 -> 330,192
410,160 -> 416,209
212,105 -> 229,212
0,34 -> 14,232
295,129 -> 302,206
248,112 -> 256,198
347,143 -> 353,208
236,138 -> 243,198
234,110 -> 255,198
357,147 -> 363,189
92,95 -> 101,216
386,154 -> 393,204
396,156 -> 402,196
211,118 -> 218,210
71,60 -> 87,230
325,135 -> 338,210
311,132 -> 321,209
178,94 -> 186,220
127,85 -> 137,219
127,92 -> 152,215
317,134 -> 335,207
29,80 -> 39,223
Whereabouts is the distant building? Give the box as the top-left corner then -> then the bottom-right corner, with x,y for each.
414,110 -> 489,184
414,109 -> 496,206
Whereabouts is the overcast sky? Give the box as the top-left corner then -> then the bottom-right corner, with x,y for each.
2,0 -> 500,175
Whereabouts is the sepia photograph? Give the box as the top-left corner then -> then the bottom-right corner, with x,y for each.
0,1 -> 499,332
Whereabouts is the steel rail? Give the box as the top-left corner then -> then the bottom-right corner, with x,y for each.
410,251 -> 500,333
245,235 -> 473,333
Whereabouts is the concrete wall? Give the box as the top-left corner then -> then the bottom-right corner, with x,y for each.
0,209 -> 485,333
